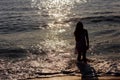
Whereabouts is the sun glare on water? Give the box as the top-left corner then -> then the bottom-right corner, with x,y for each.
31,0 -> 88,50
31,0 -> 87,19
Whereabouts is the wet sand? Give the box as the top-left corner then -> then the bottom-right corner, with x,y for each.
29,76 -> 120,80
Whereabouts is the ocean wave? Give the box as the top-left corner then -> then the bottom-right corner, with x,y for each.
92,43 -> 120,54
0,19 -> 42,34
111,32 -> 120,37
93,30 -> 116,36
0,48 -> 27,58
0,7 -> 36,12
62,15 -> 120,24
81,15 -> 120,23
92,11 -> 114,15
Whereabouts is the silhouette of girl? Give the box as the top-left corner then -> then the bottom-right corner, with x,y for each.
74,21 -> 89,63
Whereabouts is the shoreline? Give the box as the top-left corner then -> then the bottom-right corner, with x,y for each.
0,53 -> 120,80
28,75 -> 120,80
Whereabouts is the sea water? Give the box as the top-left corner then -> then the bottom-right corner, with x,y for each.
0,0 -> 120,79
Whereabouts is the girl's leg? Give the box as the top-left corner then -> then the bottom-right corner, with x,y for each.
77,52 -> 81,62
82,51 -> 87,63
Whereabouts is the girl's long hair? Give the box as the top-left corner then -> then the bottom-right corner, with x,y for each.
74,21 -> 84,35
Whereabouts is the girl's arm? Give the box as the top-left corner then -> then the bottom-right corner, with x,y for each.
86,30 -> 89,50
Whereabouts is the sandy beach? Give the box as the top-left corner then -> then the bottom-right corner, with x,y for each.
29,75 -> 120,80
0,53 -> 120,80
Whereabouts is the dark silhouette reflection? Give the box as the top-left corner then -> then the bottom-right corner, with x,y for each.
77,62 -> 98,80
74,21 -> 98,79
74,21 -> 89,63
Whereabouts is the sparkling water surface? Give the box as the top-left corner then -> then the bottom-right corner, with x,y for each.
0,0 -> 120,58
